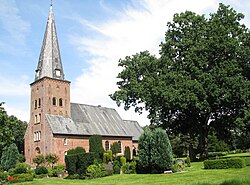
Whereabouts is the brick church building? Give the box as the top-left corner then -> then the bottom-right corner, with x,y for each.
24,3 -> 143,165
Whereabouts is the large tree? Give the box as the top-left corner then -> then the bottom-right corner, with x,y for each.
111,4 -> 250,160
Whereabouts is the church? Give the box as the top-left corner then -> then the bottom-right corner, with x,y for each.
24,3 -> 143,165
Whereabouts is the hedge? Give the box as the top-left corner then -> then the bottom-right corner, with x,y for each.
204,158 -> 246,169
65,152 -> 95,176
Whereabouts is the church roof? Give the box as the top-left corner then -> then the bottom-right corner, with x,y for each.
35,4 -> 64,81
46,103 -> 143,141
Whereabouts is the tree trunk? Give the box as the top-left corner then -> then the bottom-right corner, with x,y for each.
200,115 -> 210,160
188,144 -> 197,162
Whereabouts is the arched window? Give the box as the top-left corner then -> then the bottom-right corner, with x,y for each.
59,98 -> 63,106
64,138 -> 68,146
118,141 -> 122,153
105,141 -> 110,151
52,97 -> 56,106
38,98 -> 41,108
35,147 -> 41,155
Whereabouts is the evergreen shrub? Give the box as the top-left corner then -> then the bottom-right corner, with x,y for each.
124,146 -> 131,161
35,166 -> 48,175
89,135 -> 104,163
113,165 -> 120,174
204,158 -> 246,169
65,152 -> 95,176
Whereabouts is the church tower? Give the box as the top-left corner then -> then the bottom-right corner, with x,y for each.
24,3 -> 70,164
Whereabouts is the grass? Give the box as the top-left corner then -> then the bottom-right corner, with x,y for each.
15,153 -> 250,185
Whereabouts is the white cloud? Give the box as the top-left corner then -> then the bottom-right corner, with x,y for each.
69,0 -> 219,126
0,0 -> 30,43
0,75 -> 29,96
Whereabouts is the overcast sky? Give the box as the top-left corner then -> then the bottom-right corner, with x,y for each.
0,0 -> 249,126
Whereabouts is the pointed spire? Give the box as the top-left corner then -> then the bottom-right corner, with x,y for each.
35,2 -> 65,81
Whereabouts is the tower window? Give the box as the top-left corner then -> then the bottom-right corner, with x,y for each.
55,69 -> 61,76
34,100 -> 37,109
52,97 -> 56,106
59,98 -> 63,106
105,141 -> 110,151
38,98 -> 41,108
34,115 -> 37,123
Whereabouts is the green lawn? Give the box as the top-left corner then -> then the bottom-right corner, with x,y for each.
18,153 -> 250,185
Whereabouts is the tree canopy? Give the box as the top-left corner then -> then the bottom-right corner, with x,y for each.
111,4 -> 250,160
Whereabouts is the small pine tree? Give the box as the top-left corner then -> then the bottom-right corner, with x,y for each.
138,128 -> 173,173
1,143 -> 19,170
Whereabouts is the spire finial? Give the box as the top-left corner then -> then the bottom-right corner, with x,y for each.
50,0 -> 53,7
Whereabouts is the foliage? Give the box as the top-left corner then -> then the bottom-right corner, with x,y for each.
113,165 -> 120,174
1,143 -> 19,170
110,142 -> 120,156
186,156 -> 191,167
122,161 -> 137,174
35,166 -> 48,175
120,156 -> 126,166
10,163 -> 30,175
64,174 -> 79,179
103,150 -> 112,164
86,164 -> 108,179
0,171 -> 8,182
110,3 -> 250,160
67,147 -> 86,156
11,173 -> 33,182
124,146 -> 131,161
32,154 -> 45,166
89,135 -> 104,163
65,151 -> 95,176
208,134 -> 229,152
138,128 -> 173,173
8,115 -> 27,155
48,164 -> 65,177
172,162 -> 184,173
204,158 -> 246,169
45,153 -> 59,167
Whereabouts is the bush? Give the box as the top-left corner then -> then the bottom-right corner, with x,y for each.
32,154 -> 45,166
124,146 -> 131,161
172,162 -> 184,173
10,163 -> 30,175
185,156 -> 191,167
113,165 -> 120,174
45,153 -> 59,167
120,156 -> 126,166
35,166 -> 48,175
204,158 -> 246,169
86,164 -> 108,179
65,152 -> 95,176
0,171 -> 8,182
12,173 -> 33,182
64,174 -> 79,179
244,157 -> 250,166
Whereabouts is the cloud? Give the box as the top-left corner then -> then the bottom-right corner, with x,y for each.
0,0 -> 30,43
69,0 -> 219,126
0,75 -> 29,96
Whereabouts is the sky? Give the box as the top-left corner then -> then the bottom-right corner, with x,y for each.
0,0 -> 249,126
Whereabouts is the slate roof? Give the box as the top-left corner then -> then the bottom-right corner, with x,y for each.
46,103 -> 143,141
35,4 -> 64,81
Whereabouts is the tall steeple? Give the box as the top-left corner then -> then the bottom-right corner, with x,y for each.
35,2 -> 64,81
